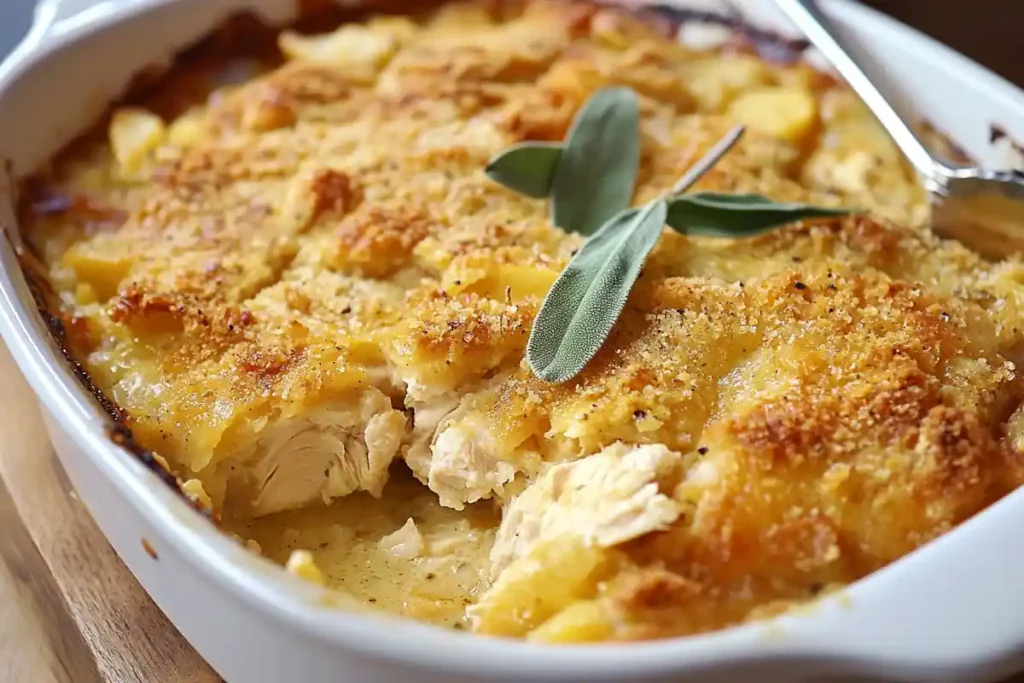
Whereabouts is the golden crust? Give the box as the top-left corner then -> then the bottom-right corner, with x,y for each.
20,0 -> 1024,642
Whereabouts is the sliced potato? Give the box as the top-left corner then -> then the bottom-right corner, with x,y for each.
777,62 -> 831,93
727,86 -> 818,144
285,549 -> 326,585
166,108 -> 208,148
686,55 -> 773,112
447,263 -> 560,302
528,599 -> 616,643
803,90 -> 910,200
590,7 -> 668,50
108,108 -> 166,175
278,18 -> 415,70
61,241 -> 133,302
469,537 -> 612,637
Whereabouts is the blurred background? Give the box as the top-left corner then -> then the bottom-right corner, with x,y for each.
860,0 -> 1020,86
0,1 -> 31,57
0,0 -> 1022,87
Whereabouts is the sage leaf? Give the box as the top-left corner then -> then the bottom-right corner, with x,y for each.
551,87 -> 640,235
670,126 -> 746,195
665,192 -> 854,237
527,199 -> 668,383
485,142 -> 563,199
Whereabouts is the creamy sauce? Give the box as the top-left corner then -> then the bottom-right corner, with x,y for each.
226,466 -> 499,628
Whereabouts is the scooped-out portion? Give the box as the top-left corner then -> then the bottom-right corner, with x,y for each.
21,0 -> 1024,642
231,468 -> 500,629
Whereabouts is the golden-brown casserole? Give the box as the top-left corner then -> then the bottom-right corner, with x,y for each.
19,0 -> 1024,642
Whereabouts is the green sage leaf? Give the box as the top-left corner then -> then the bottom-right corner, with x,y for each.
551,87 -> 640,235
527,199 -> 668,383
665,192 -> 854,237
485,142 -> 563,199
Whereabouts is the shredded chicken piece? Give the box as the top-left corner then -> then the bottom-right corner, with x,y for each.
405,373 -> 523,510
403,394 -> 461,483
229,391 -> 407,517
470,443 -> 686,636
379,518 -> 425,560
429,411 -> 514,510
487,442 -> 686,578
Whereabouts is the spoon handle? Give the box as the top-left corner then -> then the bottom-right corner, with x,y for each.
773,0 -> 952,178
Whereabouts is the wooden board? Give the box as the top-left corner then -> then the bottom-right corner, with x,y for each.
0,343 -> 221,683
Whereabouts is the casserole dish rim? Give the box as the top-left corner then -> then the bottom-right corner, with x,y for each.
4,0 -> 1024,680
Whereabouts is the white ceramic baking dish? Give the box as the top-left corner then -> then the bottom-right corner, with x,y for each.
3,0 -> 1024,681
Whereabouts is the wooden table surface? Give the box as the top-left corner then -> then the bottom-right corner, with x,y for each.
0,344 -> 220,683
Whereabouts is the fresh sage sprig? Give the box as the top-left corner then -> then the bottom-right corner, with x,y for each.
527,127 -> 747,383
526,201 -> 668,383
484,142 -> 562,199
551,87 -> 640,235
486,87 -> 639,235
665,192 -> 853,236
484,88 -> 855,384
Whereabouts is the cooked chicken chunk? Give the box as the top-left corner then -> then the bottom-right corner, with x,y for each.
429,410 -> 513,510
225,391 -> 407,517
403,373 -> 529,510
379,518 -> 425,560
471,443 -> 686,635
488,442 -> 686,576
403,395 -> 461,481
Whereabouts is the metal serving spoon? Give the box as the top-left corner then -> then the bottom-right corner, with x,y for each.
773,0 -> 1024,260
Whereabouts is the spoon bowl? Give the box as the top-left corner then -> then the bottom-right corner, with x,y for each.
928,168 -> 1024,259
774,0 -> 1024,261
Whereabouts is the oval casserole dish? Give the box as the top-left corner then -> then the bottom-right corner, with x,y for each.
4,0 -> 1024,681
